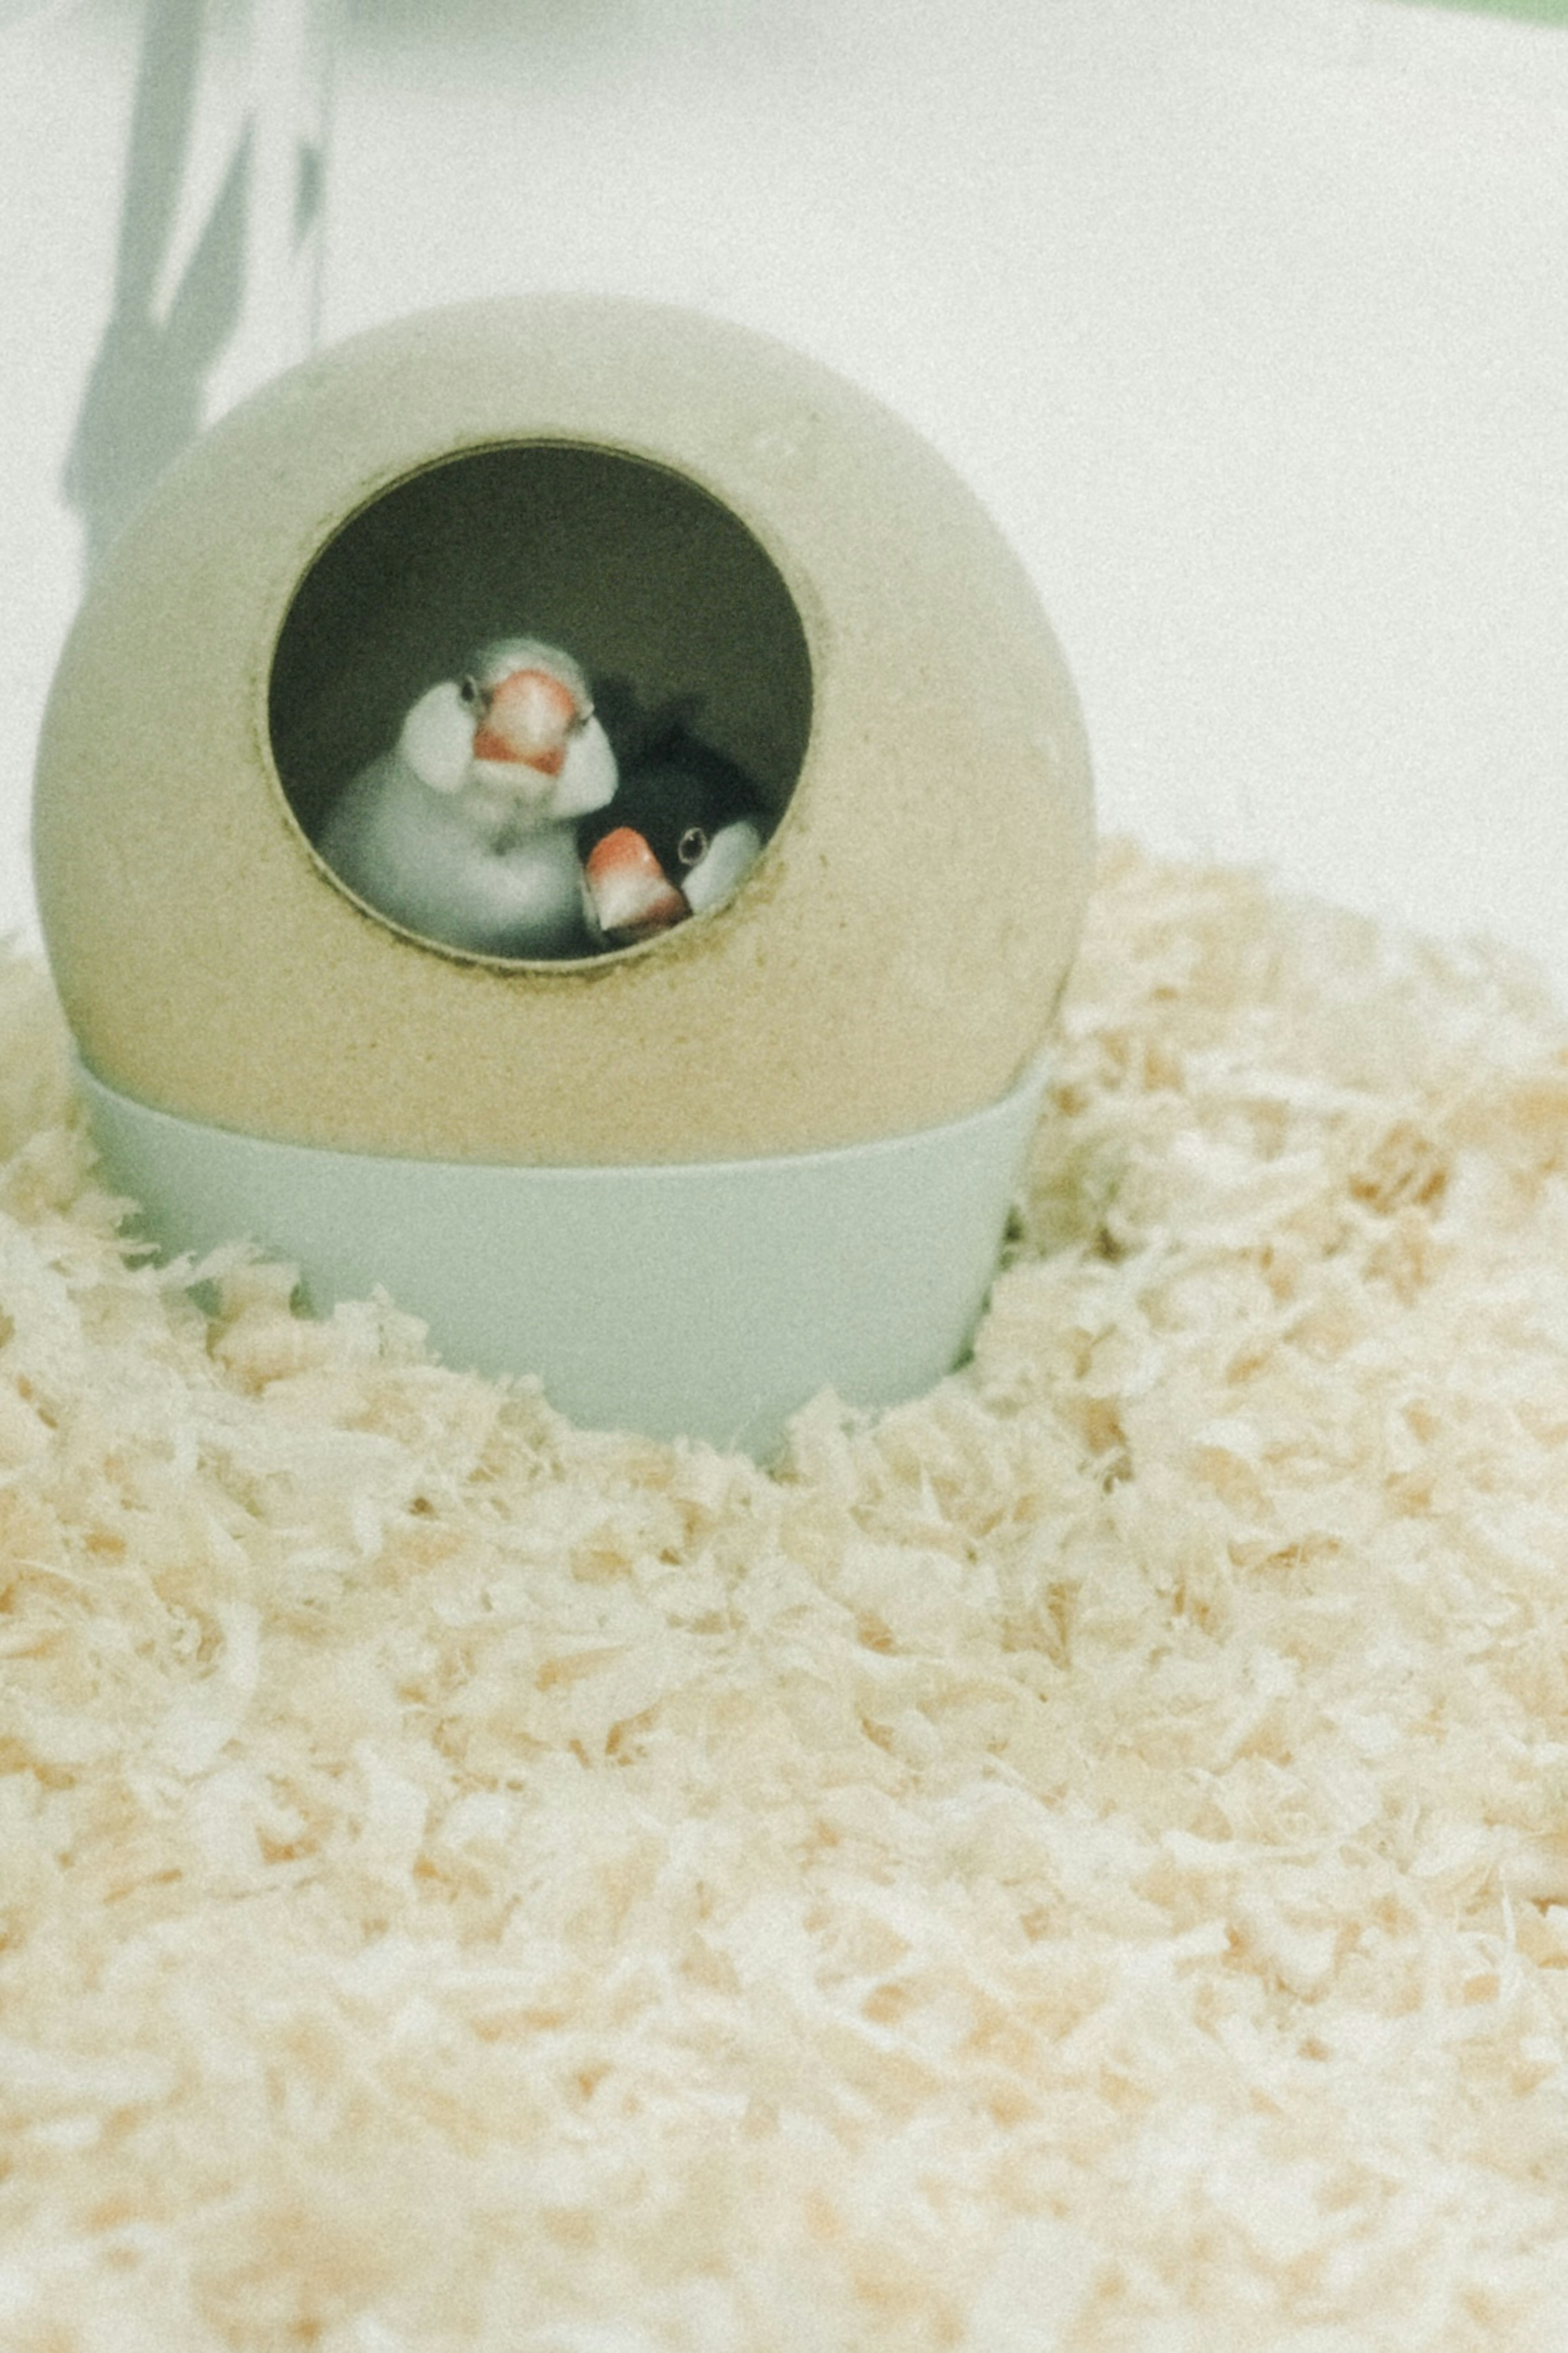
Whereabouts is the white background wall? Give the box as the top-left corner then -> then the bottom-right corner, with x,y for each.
4,0 -> 1567,989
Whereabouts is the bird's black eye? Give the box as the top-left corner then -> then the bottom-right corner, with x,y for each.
457,674 -> 482,708
571,702 -> 593,734
677,826 -> 709,868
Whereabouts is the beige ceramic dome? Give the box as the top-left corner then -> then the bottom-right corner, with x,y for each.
34,296 -> 1093,1164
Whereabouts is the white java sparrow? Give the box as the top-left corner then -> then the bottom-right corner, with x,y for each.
318,638 -> 618,958
579,724 -> 766,949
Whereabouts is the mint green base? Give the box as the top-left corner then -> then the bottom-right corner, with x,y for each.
78,1059 -> 1049,1458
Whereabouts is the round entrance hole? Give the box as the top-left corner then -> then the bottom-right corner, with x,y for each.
268,441 -> 814,963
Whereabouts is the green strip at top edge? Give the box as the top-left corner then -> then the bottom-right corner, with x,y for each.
1376,0 -> 1568,26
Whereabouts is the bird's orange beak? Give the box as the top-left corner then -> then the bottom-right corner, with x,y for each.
471,667 -> 578,775
584,828 -> 690,941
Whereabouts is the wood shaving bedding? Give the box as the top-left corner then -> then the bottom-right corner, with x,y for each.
4,840 -> 1568,2349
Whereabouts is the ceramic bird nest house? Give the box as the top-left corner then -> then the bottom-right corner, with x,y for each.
34,296 -> 1094,1455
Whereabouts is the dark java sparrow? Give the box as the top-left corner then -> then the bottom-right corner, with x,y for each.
578,722 -> 766,948
318,638 -> 618,958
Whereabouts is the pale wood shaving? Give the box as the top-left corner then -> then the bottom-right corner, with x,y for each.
3,841 -> 1568,2347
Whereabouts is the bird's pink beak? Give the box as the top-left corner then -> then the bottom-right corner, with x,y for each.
472,667 -> 577,775
584,828 -> 690,941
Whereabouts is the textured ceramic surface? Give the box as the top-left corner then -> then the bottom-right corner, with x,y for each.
35,296 -> 1093,1163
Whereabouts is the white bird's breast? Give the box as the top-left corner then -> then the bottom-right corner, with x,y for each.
317,752 -> 594,958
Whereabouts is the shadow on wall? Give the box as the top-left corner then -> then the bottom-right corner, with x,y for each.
62,0 -> 329,573
56,0 -> 795,575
